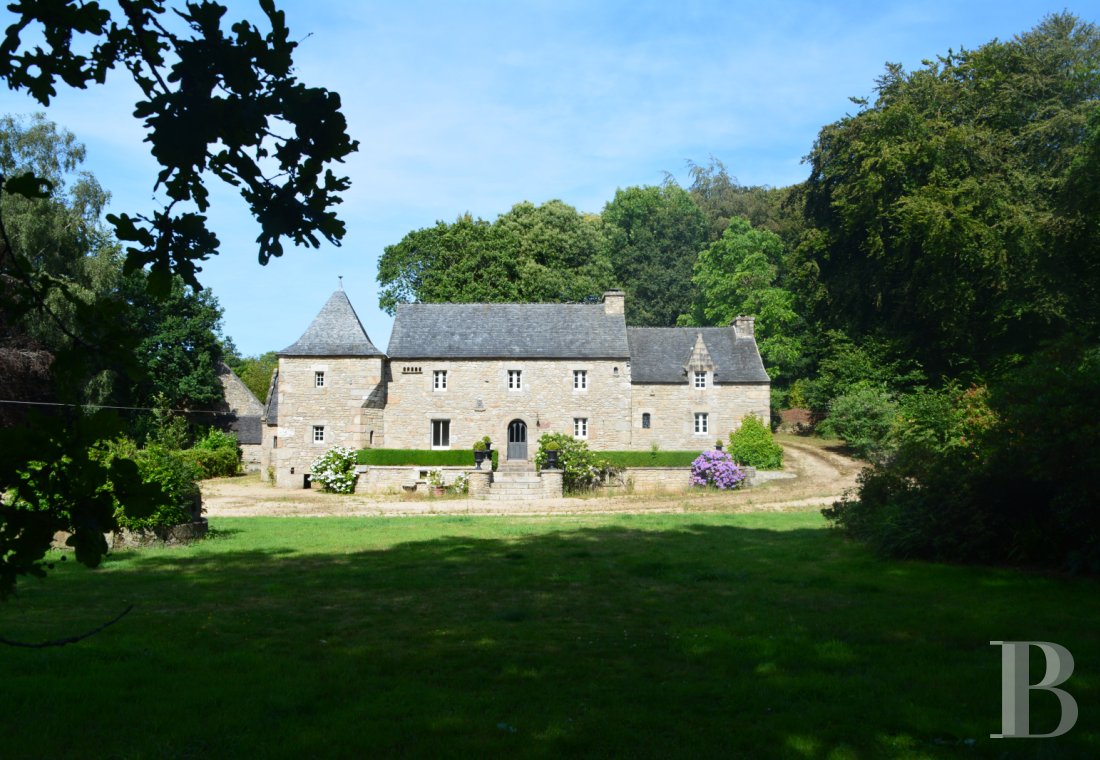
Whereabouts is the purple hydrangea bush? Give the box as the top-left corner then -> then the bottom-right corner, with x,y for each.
690,449 -> 747,490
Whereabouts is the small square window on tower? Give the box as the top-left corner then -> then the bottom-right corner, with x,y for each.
694,371 -> 706,389
433,369 -> 447,391
312,425 -> 325,443
508,369 -> 522,390
315,371 -> 325,388
573,369 -> 587,390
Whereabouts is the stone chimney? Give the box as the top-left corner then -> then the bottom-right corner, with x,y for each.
602,289 -> 625,315
732,315 -> 755,339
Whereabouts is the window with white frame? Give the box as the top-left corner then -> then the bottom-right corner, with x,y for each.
573,369 -> 587,390
694,413 -> 709,434
574,417 -> 588,439
431,419 -> 450,448
433,369 -> 447,391
315,371 -> 325,388
312,425 -> 325,443
694,371 -> 707,389
642,413 -> 651,429
508,369 -> 522,390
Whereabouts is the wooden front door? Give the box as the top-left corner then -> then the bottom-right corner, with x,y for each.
507,420 -> 527,460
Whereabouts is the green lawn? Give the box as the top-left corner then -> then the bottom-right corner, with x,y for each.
1,513 -> 1096,758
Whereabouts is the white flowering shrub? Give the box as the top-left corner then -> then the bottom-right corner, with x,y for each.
449,472 -> 469,495
310,446 -> 358,493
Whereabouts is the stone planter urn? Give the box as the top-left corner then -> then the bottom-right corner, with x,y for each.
544,449 -> 560,469
474,449 -> 488,468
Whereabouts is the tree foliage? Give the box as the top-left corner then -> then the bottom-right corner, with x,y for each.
377,201 -> 615,314
602,183 -> 709,326
680,217 -> 806,381
799,13 -> 1100,377
0,0 -> 357,597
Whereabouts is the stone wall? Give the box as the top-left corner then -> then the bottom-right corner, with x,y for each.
355,465 -> 471,494
383,358 -> 633,454
630,382 -> 770,451
272,356 -> 386,488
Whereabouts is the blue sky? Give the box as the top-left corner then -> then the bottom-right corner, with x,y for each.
0,1 -> 1089,355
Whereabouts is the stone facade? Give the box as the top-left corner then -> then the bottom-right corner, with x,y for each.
268,356 -> 385,488
262,289 -> 771,488
630,382 -> 771,451
384,358 -> 632,451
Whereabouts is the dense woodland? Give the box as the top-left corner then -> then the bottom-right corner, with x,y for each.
0,7 -> 1097,596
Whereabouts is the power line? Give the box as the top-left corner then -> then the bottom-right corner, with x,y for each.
0,399 -> 229,414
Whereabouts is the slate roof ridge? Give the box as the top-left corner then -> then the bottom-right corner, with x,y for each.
279,290 -> 384,357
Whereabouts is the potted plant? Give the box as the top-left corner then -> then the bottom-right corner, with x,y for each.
543,440 -> 561,470
481,435 -> 492,452
427,469 -> 446,496
473,439 -> 488,468
715,438 -> 724,450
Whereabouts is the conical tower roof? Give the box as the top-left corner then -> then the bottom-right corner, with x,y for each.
278,290 -> 384,357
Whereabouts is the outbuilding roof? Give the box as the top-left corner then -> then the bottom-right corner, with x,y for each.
279,290 -> 384,357
387,303 -> 629,359
627,327 -> 770,384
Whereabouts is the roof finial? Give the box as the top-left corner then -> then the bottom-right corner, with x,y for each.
338,275 -> 344,291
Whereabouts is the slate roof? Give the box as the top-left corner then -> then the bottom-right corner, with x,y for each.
229,415 -> 263,445
627,327 -> 770,384
387,303 -> 630,359
262,369 -> 278,425
279,290 -> 384,357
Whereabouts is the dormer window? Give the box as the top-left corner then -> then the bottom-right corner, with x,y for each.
694,371 -> 707,389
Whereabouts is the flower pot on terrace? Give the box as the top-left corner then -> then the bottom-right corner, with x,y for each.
544,450 -> 560,469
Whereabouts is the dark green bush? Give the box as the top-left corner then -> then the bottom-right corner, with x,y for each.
180,447 -> 240,479
817,383 -> 898,460
825,344 -> 1100,572
96,439 -> 201,530
728,414 -> 784,469
357,448 -> 498,470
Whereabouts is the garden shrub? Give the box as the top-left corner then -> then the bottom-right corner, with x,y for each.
818,383 -> 898,460
825,343 -> 1100,573
357,448 -> 498,469
728,414 -> 783,469
690,450 -> 746,490
533,433 -> 617,494
93,438 -> 201,530
311,446 -> 358,494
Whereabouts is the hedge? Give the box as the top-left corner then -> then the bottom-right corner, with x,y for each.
598,451 -> 702,468
357,448 -> 499,469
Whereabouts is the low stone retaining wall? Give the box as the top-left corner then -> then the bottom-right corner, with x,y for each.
110,519 -> 209,548
52,519 -> 209,552
354,465 -> 478,495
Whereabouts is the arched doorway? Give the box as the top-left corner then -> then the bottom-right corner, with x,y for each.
507,419 -> 528,460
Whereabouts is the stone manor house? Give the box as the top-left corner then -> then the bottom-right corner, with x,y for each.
260,288 -> 770,488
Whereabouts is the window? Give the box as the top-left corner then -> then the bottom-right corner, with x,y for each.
431,419 -> 450,448
508,369 -> 522,390
642,413 -> 651,429
694,371 -> 707,389
401,366 -> 422,375
312,425 -> 325,443
315,371 -> 325,388
433,370 -> 447,391
573,369 -> 587,390
694,413 -> 709,434
574,417 -> 588,439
